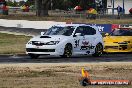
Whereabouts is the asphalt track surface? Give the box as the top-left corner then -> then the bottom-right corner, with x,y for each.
0,53 -> 131,63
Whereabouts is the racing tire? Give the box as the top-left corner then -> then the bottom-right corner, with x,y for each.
92,43 -> 103,57
60,44 -> 72,58
28,54 -> 39,59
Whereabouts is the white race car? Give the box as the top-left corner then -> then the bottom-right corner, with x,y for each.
26,24 -> 104,59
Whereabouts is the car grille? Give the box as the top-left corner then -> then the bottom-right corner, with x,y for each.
119,45 -> 128,50
32,41 -> 47,46
32,41 -> 44,46
105,46 -> 118,49
105,45 -> 128,50
118,42 -> 128,44
26,48 -> 55,52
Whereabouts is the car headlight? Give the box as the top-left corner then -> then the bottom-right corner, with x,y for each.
47,41 -> 60,45
27,41 -> 32,44
118,41 -> 128,44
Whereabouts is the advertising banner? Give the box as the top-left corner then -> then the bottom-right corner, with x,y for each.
112,24 -> 120,30
73,23 -> 113,33
88,24 -> 112,33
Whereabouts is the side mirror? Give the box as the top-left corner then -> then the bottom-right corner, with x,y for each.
73,33 -> 81,37
41,32 -> 45,36
75,33 -> 81,36
105,33 -> 109,36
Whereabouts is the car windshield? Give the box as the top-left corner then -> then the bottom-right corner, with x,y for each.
110,29 -> 132,36
44,26 -> 75,36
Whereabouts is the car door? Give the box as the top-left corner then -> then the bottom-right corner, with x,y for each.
81,26 -> 97,53
73,26 -> 85,53
73,26 -> 97,54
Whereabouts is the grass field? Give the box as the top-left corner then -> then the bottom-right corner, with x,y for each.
0,33 -> 31,54
0,14 -> 132,24
0,63 -> 131,88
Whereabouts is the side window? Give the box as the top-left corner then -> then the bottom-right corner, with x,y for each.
83,26 -> 96,35
75,26 -> 96,36
75,27 -> 83,35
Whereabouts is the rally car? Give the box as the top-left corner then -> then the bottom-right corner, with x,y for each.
26,24 -> 104,59
104,28 -> 132,53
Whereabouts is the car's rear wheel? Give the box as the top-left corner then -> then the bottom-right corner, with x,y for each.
92,43 -> 103,57
60,44 -> 72,58
28,54 -> 39,59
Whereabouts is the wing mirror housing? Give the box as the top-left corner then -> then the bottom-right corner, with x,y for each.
73,33 -> 81,37
41,32 -> 45,36
75,33 -> 81,36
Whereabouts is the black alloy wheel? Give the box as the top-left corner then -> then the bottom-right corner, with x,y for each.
92,43 -> 103,57
61,44 -> 72,58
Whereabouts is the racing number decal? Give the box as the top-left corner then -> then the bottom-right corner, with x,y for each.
75,40 -> 80,48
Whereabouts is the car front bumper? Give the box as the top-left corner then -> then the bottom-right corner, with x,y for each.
104,43 -> 132,53
26,44 -> 64,56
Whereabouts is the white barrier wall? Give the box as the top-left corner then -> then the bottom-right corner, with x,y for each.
0,19 -> 66,29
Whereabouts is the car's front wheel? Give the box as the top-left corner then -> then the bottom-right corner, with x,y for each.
28,54 -> 40,59
92,43 -> 103,57
60,44 -> 72,58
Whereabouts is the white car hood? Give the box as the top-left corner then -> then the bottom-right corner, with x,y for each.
30,35 -> 69,42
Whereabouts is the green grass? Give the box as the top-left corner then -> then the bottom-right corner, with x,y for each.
0,33 -> 31,54
0,14 -> 132,24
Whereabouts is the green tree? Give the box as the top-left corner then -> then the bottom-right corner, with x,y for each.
35,0 -> 50,16
19,1 -> 25,6
25,0 -> 34,6
6,0 -> 18,7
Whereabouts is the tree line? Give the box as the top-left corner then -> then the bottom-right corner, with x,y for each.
5,0 -> 107,16
6,0 -> 97,10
